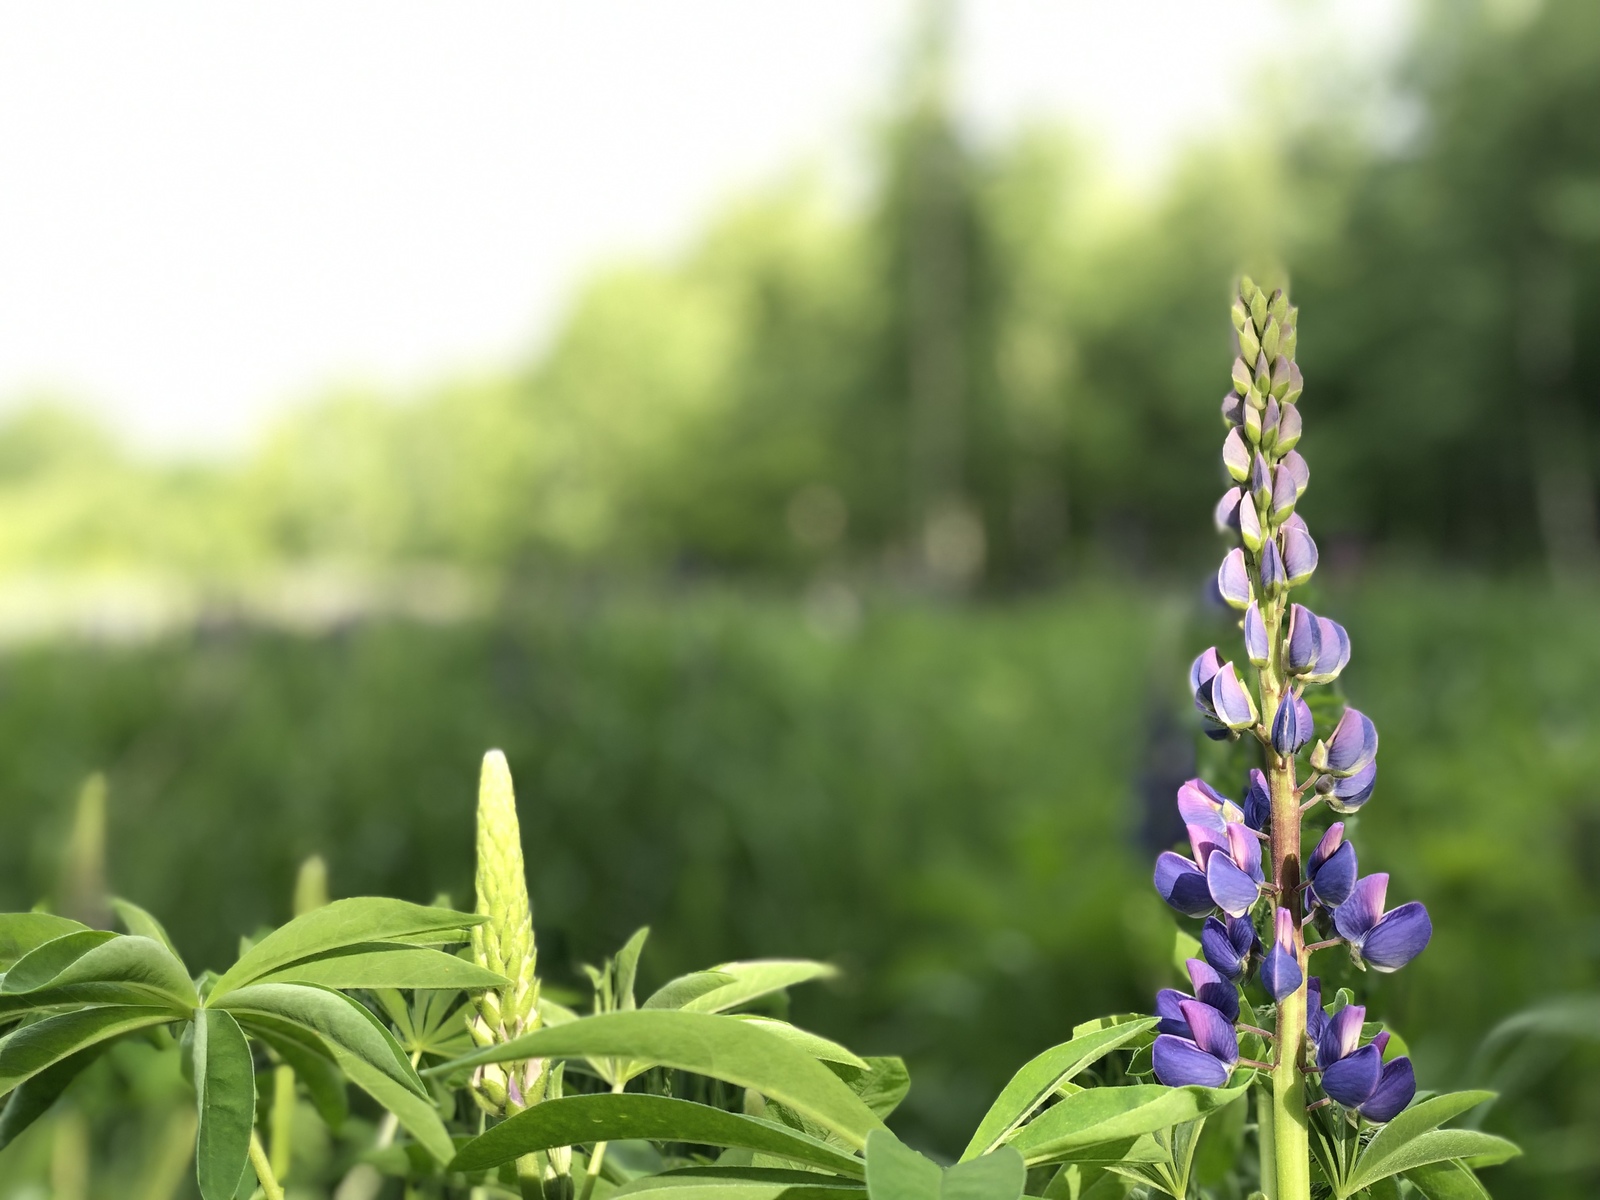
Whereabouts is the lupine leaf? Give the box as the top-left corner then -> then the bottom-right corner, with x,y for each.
614,1167 -> 865,1200
840,1056 -> 910,1119
643,972 -> 735,1010
1005,1080 -> 1253,1166
0,1005 -> 176,1097
242,1014 -> 350,1130
213,983 -> 425,1096
864,1131 -> 941,1200
326,1039 -> 455,1165
194,1009 -> 255,1200
941,1147 -> 1025,1200
1403,1159 -> 1493,1199
450,1094 -> 867,1176
0,1042 -> 108,1150
734,1017 -> 869,1069
1345,1091 -> 1495,1190
679,961 -> 838,1014
613,926 -> 651,1008
111,898 -> 183,961
3,933 -> 196,1010
209,899 -> 483,999
0,914 -> 87,972
961,1019 -> 1160,1160
1344,1132 -> 1520,1195
432,1010 -> 888,1149
256,945 -> 508,990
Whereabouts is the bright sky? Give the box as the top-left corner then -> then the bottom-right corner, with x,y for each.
0,1 -> 1408,455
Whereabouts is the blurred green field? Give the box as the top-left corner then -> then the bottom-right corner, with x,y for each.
0,576 -> 1594,1196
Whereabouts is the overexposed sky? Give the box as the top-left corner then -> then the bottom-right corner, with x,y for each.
0,1 -> 1408,454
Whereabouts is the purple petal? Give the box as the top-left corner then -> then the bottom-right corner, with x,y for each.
1322,1044 -> 1382,1108
1308,823 -> 1345,874
1177,778 -> 1241,829
1281,512 -> 1308,536
1309,840 -> 1357,910
1362,902 -> 1433,973
1179,999 -> 1239,1065
1326,708 -> 1379,777
1282,449 -> 1310,496
1260,941 -> 1303,1002
1238,495 -> 1263,551
1155,852 -> 1214,918
1305,978 -> 1328,1046
1271,694 -> 1313,756
1153,1035 -> 1230,1088
1201,915 -> 1246,980
1155,987 -> 1194,1037
1187,821 -> 1227,869
1262,398 -> 1281,446
1250,452 -> 1272,503
1329,760 -> 1377,813
1260,539 -> 1287,596
1229,913 -> 1260,958
1305,617 -> 1350,684
1243,602 -> 1269,666
1222,392 -> 1244,427
1334,874 -> 1389,942
1271,464 -> 1298,523
1226,822 -> 1264,883
1321,1004 -> 1367,1066
1206,852 -> 1261,918
1211,662 -> 1257,729
1371,1031 -> 1392,1058
1218,548 -> 1252,609
1187,958 -> 1239,1022
1276,402 -> 1301,451
1286,604 -> 1322,675
1243,768 -> 1271,832
1223,430 -> 1251,482
1190,647 -> 1223,696
1214,487 -> 1243,535
1359,1057 -> 1416,1123
1281,523 -> 1319,586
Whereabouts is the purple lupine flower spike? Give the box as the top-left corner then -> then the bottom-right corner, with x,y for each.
1201,913 -> 1258,981
1307,823 -> 1357,909
1317,708 -> 1378,777
1281,521 -> 1318,586
1271,693 -> 1314,756
1259,906 -> 1303,1002
1329,760 -> 1377,812
1333,874 -> 1433,972
1303,616 -> 1351,684
1243,602 -> 1270,665
1243,768 -> 1271,832
1218,548 -> 1252,608
1285,603 -> 1322,675
1260,539 -> 1288,597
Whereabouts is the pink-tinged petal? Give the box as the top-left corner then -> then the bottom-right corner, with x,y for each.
1281,523 -> 1319,586
1362,902 -> 1432,973
1179,999 -> 1239,1065
1308,823 -> 1345,874
1206,852 -> 1260,917
1281,513 -> 1308,536
1177,778 -> 1230,829
1326,708 -> 1379,777
1308,840 -> 1357,910
1226,822 -> 1264,883
1153,1034 -> 1230,1088
1211,663 -> 1257,730
1222,430 -> 1251,482
1371,1031 -> 1392,1058
1282,449 -> 1310,497
1329,760 -> 1377,813
1186,958 -> 1239,1023
1259,907 -> 1303,1001
1218,548 -> 1252,609
1187,821 -> 1228,870
1359,1057 -> 1416,1123
1333,874 -> 1390,942
1261,398 -> 1281,448
1286,603 -> 1322,675
1321,1004 -> 1366,1065
1156,852 -> 1214,917
1322,1044 -> 1381,1108
1243,602 -> 1270,665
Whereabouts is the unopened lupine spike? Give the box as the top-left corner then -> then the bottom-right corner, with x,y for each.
1243,602 -> 1270,665
1328,759 -> 1377,813
1281,522 -> 1318,586
1276,401 -> 1302,452
1218,548 -> 1252,608
1282,449 -> 1310,497
1260,538 -> 1288,597
1223,429 -> 1252,481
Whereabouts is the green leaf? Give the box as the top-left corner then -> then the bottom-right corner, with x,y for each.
213,983 -> 426,1097
194,1009 -> 255,1200
3,932 -> 196,1010
209,898 -> 483,999
0,913 -> 87,971
614,926 -> 651,1009
1345,1132 -> 1520,1195
0,1042 -> 108,1150
1346,1091 -> 1496,1191
1005,1081 -> 1253,1166
1404,1159 -> 1493,1200
840,1057 -> 910,1119
433,1010 -> 888,1150
961,1019 -> 1160,1160
0,1006 -> 176,1098
256,945 -> 508,990
244,1015 -> 350,1131
111,897 -> 183,962
326,1039 -> 455,1165
942,1148 -> 1025,1200
643,972 -> 735,1011
450,1094 -> 867,1177
734,1017 -> 869,1070
679,961 -> 839,1014
614,1167 -> 865,1200
865,1131 -> 941,1200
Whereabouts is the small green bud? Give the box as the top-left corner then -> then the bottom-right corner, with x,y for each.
1275,403 -> 1302,452
1283,361 -> 1304,405
1240,275 -> 1258,304
1309,739 -> 1329,773
1243,401 -> 1263,444
1262,315 -> 1281,362
1268,289 -> 1289,324
1231,299 -> 1249,332
1269,355 -> 1292,399
1254,352 -> 1272,395
1231,356 -> 1252,396
1250,289 -> 1267,328
1279,322 -> 1297,361
1238,321 -> 1261,363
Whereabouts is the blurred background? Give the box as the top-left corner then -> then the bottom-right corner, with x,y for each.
2,0 -> 1599,1195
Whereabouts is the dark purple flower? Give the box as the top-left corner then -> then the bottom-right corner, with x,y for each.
1218,548 -> 1252,609
1153,997 -> 1239,1088
1155,852 -> 1213,918
1306,823 -> 1357,909
1260,539 -> 1288,597
1286,603 -> 1322,675
1259,906 -> 1303,1002
1243,602 -> 1269,665
1243,768 -> 1271,832
1303,616 -> 1351,684
1276,402 -> 1302,452
1361,1057 -> 1417,1122
1201,914 -> 1259,981
1314,1002 -> 1416,1121
1271,693 -> 1314,756
1305,977 -> 1327,1044
1281,522 -> 1318,586
1205,822 -> 1263,917
1328,760 -> 1377,813
1185,957 -> 1240,1022
1333,874 -> 1433,972
1316,708 -> 1378,778
1223,429 -> 1251,482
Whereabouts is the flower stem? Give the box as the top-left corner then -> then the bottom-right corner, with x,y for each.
248,1131 -> 286,1200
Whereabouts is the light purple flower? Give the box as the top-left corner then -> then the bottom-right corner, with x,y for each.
1281,449 -> 1310,497
1207,662 -> 1258,731
1223,429 -> 1251,482
1318,708 -> 1378,777
1222,392 -> 1244,427
1328,760 -> 1377,813
1302,615 -> 1351,684
1270,465 -> 1299,524
1205,822 -> 1264,917
1259,906 -> 1303,1002
1276,402 -> 1302,452
1216,488 -> 1264,552
1218,548 -> 1252,609
1281,522 -> 1318,586
1250,452 -> 1272,507
1260,539 -> 1288,597
1285,603 -> 1322,675
1243,602 -> 1269,665
1333,874 -> 1433,972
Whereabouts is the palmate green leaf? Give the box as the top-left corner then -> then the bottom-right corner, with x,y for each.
243,1014 -> 351,1131
0,1042 -> 109,1150
256,945 -> 508,990
734,1017 -> 869,1070
433,1010 -> 888,1150
1342,1091 -> 1495,1193
0,1005 -> 176,1098
111,897 -> 183,961
644,972 -> 735,1010
327,1039 -> 455,1165
615,1167 -> 865,1200
679,961 -> 839,1014
451,1094 -> 867,1176
838,1057 -> 910,1120
1343,1131 -> 1519,1195
1041,1162 -> 1134,1200
209,898 -> 483,999
961,1019 -> 1160,1160
194,1009 -> 255,1200
1005,1079 -> 1253,1166
865,1132 -> 1024,1200
1404,1159 -> 1493,1199
3,932 -> 197,1011
0,913 -> 86,972
212,983 -> 426,1097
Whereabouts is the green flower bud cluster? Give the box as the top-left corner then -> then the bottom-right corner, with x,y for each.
469,749 -> 547,1117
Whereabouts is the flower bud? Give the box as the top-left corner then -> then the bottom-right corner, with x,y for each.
1243,601 -> 1269,666
1238,320 -> 1261,364
1262,315 -> 1281,362
1259,906 -> 1303,1003
1254,352 -> 1272,395
1328,759 -> 1377,813
1210,661 -> 1258,730
1271,693 -> 1314,756
1260,399 -> 1280,451
1286,603 -> 1322,674
1324,707 -> 1378,777
1270,464 -> 1299,524
1270,355 -> 1293,399
1282,449 -> 1310,497
1243,400 -> 1263,444
1240,275 -> 1258,304
1303,616 -> 1351,684
1217,547 -> 1252,609
1243,768 -> 1271,832
1221,392 -> 1244,428
1273,403 -> 1302,452
1189,646 -> 1223,697
1283,361 -> 1304,405
1268,289 -> 1288,324
1250,453 -> 1272,507
1231,356 -> 1252,396
1214,488 -> 1262,551
1223,428 -> 1251,481
1281,523 -> 1318,587
1280,322 -> 1298,361
1260,539 -> 1288,597
1250,288 -> 1267,328
1231,298 -> 1249,332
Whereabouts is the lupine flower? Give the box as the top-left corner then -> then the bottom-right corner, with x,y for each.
1155,817 -> 1263,918
1250,453 -> 1272,508
1156,958 -> 1240,1033
1242,768 -> 1271,832
1333,875 -> 1433,972
1276,402 -> 1302,452
1271,693 -> 1314,756
1259,906 -> 1304,1002
1285,603 -> 1321,675
1153,998 -> 1239,1088
1205,823 -> 1264,916
1223,429 -> 1251,481
1202,661 -> 1258,731
1243,603 -> 1269,665
1177,777 -> 1245,830
1306,823 -> 1357,909
1303,614 -> 1352,684
1328,760 -> 1377,813
1261,399 -> 1281,450
1155,851 -> 1214,918
1316,1004 -> 1417,1122
1216,488 -> 1264,552
1281,521 -> 1318,586
1201,913 -> 1260,981
1218,548 -> 1252,609
1189,649 -> 1234,742
1260,539 -> 1288,597
1281,449 -> 1309,497
1270,465 -> 1298,523
1314,708 -> 1378,778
